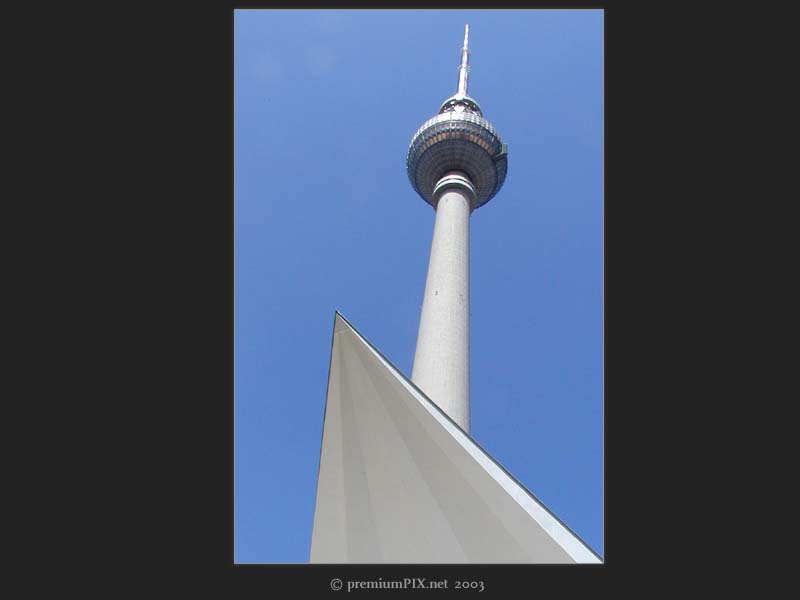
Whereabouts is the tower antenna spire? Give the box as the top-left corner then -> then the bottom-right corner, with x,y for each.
457,23 -> 470,97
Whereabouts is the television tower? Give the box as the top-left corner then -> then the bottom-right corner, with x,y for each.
407,24 -> 508,432
311,25 -> 600,563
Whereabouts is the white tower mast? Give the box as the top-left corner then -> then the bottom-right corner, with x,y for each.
408,25 -> 508,433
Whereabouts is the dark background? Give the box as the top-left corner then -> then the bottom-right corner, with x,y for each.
11,0 -> 773,595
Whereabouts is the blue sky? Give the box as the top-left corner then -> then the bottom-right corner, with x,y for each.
235,9 -> 603,563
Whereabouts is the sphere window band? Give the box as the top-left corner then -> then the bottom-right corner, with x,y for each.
407,111 -> 507,209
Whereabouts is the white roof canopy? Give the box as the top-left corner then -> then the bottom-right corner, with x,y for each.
310,313 -> 601,564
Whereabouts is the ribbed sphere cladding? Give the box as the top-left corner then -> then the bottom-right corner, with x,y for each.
406,110 -> 508,209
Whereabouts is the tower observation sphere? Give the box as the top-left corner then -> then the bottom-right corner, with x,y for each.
407,24 -> 508,433
406,26 -> 508,209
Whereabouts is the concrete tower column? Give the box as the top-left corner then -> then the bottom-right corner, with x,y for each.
412,172 -> 476,432
406,24 -> 507,434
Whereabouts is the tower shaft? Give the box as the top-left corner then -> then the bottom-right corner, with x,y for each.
411,174 -> 474,432
407,24 -> 507,433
